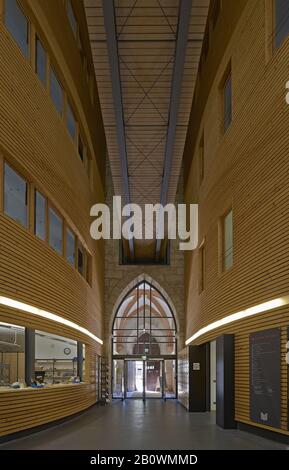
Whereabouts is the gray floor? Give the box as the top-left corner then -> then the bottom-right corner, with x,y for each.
1,400 -> 288,450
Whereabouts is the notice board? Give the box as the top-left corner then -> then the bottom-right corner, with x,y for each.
250,328 -> 280,428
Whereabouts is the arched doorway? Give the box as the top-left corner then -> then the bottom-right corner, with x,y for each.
112,280 -> 177,400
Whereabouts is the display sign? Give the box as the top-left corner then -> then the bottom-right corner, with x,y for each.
250,328 -> 280,428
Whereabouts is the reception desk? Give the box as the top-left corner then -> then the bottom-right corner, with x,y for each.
0,383 -> 97,438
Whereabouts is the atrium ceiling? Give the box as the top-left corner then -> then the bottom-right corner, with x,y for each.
84,0 -> 209,262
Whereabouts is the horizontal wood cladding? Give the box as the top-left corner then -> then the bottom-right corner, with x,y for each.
183,0 -> 248,184
0,15 -> 104,337
184,1 -> 289,435
0,384 -> 96,438
0,2 -> 104,436
26,0 -> 106,184
0,213 -> 102,335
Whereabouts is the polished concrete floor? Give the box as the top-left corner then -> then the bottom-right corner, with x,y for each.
1,400 -> 288,450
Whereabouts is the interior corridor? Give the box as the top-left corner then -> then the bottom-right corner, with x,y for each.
0,401 -> 287,451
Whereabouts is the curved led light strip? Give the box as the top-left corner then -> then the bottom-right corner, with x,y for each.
0,296 -> 103,345
185,296 -> 289,346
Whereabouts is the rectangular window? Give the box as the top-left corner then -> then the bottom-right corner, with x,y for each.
79,34 -> 86,66
199,134 -> 204,184
66,228 -> 76,267
199,245 -> 205,293
212,0 -> 221,29
0,323 -> 25,387
223,69 -> 232,132
78,134 -> 86,163
50,68 -> 63,115
67,0 -> 78,38
203,32 -> 209,61
4,0 -> 29,57
274,0 -> 289,48
86,254 -> 91,284
49,207 -> 63,255
4,163 -> 28,227
223,210 -> 233,270
34,190 -> 46,241
35,36 -> 47,86
77,244 -> 85,276
67,101 -> 77,141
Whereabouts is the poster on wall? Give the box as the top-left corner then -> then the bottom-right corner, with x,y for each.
250,328 -> 280,428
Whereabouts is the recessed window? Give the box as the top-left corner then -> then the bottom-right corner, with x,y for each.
199,245 -> 205,293
4,0 -> 29,58
77,244 -> 85,276
67,101 -> 77,141
222,69 -> 232,132
66,228 -> 76,267
50,68 -> 63,115
203,32 -> 209,61
67,0 -> 78,38
79,33 -> 86,66
274,0 -> 289,49
4,163 -> 28,227
35,36 -> 47,86
212,0 -> 221,29
49,207 -> 63,255
34,190 -> 47,241
86,254 -> 91,284
223,210 -> 233,271
199,134 -> 204,185
78,134 -> 86,163
89,75 -> 95,103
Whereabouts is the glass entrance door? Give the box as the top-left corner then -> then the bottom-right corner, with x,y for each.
145,360 -> 163,398
117,359 -> 177,400
124,360 -> 144,399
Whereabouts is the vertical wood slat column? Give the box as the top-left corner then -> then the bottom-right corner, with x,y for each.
77,342 -> 83,381
216,334 -> 236,429
189,344 -> 207,412
25,328 -> 35,386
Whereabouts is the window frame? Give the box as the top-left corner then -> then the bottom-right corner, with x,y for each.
3,160 -> 29,228
78,133 -> 87,164
211,0 -> 221,29
50,66 -> 64,117
67,0 -> 78,39
66,99 -> 77,143
35,34 -> 47,87
65,225 -> 76,268
273,0 -> 289,50
221,208 -> 233,273
198,241 -> 205,293
34,188 -> 48,242
3,0 -> 30,58
220,64 -> 232,134
77,241 -> 86,278
199,133 -> 205,185
48,203 -> 64,256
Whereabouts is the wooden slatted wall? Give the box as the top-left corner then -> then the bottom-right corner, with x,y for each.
0,0 -> 105,437
184,0 -> 289,436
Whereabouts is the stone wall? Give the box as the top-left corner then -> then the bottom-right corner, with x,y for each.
104,164 -> 185,361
